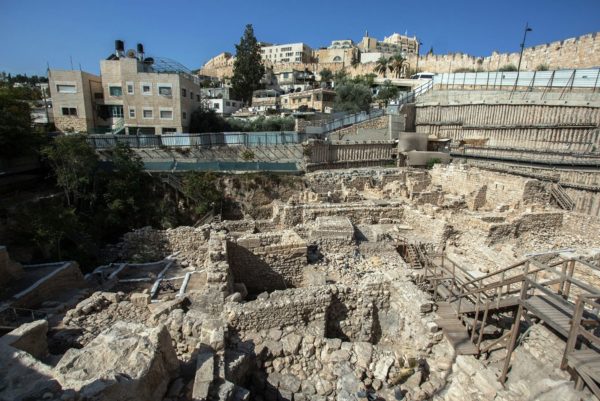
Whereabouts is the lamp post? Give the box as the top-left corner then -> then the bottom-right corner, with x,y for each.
415,41 -> 423,75
515,23 -> 532,90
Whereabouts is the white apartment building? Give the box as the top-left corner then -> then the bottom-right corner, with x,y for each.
260,43 -> 313,64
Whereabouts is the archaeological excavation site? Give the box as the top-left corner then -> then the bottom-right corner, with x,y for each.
2,162 -> 600,401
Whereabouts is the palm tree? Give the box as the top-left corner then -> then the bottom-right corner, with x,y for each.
374,56 -> 389,78
388,54 -> 407,78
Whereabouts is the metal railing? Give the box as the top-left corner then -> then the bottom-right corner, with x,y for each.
304,109 -> 385,135
86,131 -> 302,149
433,68 -> 600,91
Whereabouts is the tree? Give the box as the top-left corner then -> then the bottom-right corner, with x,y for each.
42,135 -> 99,208
98,143 -> 155,238
189,106 -> 228,133
389,54 -> 407,78
499,64 -> 518,72
334,82 -> 373,113
0,93 -> 43,158
351,50 -> 360,67
377,80 -> 399,107
319,68 -> 333,87
231,24 -> 265,105
333,70 -> 348,85
427,46 -> 434,55
374,56 -> 389,78
182,172 -> 223,216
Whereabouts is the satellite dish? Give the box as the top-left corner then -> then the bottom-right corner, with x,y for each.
126,49 -> 137,58
143,57 -> 154,65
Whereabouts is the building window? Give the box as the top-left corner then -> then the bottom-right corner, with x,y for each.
56,84 -> 76,93
129,107 -> 136,118
182,111 -> 187,120
126,82 -> 134,94
61,107 -> 77,116
213,102 -> 220,109
158,84 -> 172,96
226,101 -> 230,106
141,83 -> 152,95
142,108 -> 153,119
94,92 -> 104,100
196,94 -> 200,101
159,109 -> 173,120
182,88 -> 187,97
190,91 -> 194,99
111,105 -> 124,118
109,86 -> 123,97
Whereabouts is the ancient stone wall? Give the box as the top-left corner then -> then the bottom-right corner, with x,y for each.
105,226 -> 210,265
227,231 -> 307,293
273,201 -> 404,227
328,115 -> 389,140
225,287 -> 332,336
430,164 -> 549,208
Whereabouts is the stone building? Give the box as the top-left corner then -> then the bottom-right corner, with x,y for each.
280,88 -> 336,113
48,70 -> 107,133
260,42 -> 313,64
50,41 -> 207,134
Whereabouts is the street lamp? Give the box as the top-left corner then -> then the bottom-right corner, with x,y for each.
515,23 -> 532,89
415,41 -> 423,76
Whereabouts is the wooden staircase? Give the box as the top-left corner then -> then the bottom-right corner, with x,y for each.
550,183 -> 575,210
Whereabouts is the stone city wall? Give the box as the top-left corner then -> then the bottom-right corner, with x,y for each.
227,231 -> 307,293
199,33 -> 600,79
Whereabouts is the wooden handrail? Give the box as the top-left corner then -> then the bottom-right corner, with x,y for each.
529,259 -> 600,296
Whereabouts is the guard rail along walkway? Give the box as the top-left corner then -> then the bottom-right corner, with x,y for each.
417,251 -> 600,396
304,109 -> 385,136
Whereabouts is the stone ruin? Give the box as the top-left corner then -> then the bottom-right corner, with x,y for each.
1,165 -> 600,401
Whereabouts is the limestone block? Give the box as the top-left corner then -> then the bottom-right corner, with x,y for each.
0,319 -> 48,359
55,322 -> 179,401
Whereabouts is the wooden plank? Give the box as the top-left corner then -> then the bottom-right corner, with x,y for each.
568,350 -> 600,383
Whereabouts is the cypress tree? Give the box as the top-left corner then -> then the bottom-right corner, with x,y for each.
231,24 -> 265,105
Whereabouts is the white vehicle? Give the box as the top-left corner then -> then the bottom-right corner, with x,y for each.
411,72 -> 435,79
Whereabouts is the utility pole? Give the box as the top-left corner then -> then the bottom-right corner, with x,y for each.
515,22 -> 532,91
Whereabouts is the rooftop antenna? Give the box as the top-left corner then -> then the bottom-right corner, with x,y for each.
79,63 -> 82,71
70,56 -> 74,70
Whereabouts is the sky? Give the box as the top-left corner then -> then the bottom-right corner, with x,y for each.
1,0 -> 599,76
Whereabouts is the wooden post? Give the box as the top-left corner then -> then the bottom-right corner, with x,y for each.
471,288 -> 482,342
559,261 -> 568,297
477,302 -> 491,352
564,260 -> 576,299
561,296 -> 584,370
500,303 -> 524,384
